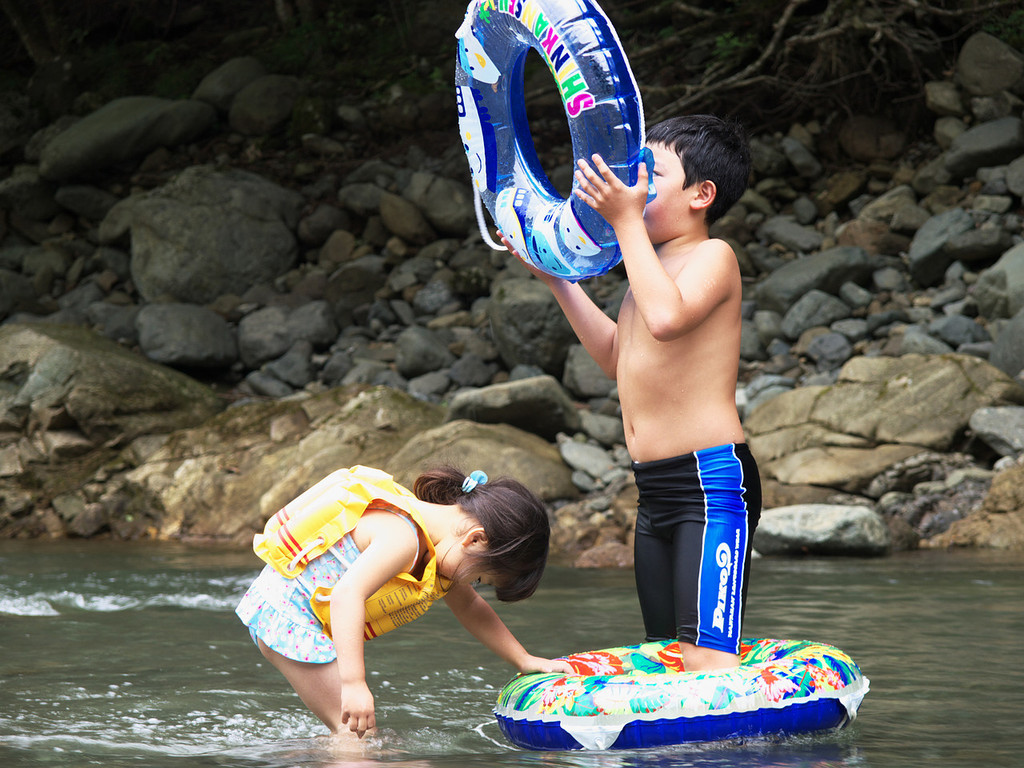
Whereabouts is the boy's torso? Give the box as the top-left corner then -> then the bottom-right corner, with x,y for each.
615,240 -> 746,462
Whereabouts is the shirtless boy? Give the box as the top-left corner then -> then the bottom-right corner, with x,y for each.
505,115 -> 761,671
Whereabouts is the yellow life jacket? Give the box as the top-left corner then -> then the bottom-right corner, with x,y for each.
252,465 -> 449,640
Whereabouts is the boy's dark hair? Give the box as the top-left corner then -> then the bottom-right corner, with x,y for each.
413,466 -> 550,602
646,114 -> 751,225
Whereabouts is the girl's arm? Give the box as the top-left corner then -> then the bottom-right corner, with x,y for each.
329,512 -> 420,736
499,232 -> 620,379
443,583 -> 574,674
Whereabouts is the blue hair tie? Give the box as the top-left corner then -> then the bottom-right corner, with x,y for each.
461,470 -> 488,493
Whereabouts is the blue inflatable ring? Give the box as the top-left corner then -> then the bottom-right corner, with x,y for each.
494,638 -> 870,750
455,0 -> 647,281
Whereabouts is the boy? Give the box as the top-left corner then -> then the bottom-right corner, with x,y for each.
505,115 -> 761,671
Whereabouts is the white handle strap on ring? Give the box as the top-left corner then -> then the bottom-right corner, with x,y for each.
287,535 -> 326,573
474,187 -> 506,251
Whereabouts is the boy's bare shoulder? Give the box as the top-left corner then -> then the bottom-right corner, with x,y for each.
694,237 -> 736,257
665,237 -> 738,274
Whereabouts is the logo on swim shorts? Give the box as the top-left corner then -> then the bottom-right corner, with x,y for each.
712,542 -> 731,632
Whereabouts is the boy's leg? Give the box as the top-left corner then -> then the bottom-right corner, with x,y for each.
258,638 -> 344,731
633,526 -> 677,642
667,520 -> 741,671
672,519 -> 744,671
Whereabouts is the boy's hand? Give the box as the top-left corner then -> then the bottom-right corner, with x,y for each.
340,681 -> 375,737
574,153 -> 648,228
497,230 -> 567,286
518,655 -> 576,676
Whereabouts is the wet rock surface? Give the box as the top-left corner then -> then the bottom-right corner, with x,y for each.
3,32 -> 1024,558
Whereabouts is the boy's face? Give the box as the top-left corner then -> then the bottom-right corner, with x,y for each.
642,142 -> 693,244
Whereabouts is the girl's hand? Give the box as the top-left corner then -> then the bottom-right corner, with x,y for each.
574,153 -> 648,228
519,655 -> 576,676
340,680 -> 376,738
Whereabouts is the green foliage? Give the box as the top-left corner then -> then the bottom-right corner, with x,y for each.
261,21 -> 326,75
712,31 -> 752,64
984,9 -> 1024,51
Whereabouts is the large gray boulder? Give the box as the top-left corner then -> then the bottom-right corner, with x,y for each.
780,289 -> 851,340
99,165 -> 303,304
227,74 -> 302,136
0,165 -> 58,220
403,171 -> 476,236
754,246 -> 875,314
756,216 -> 824,253
990,308 -> 1024,380
237,302 -> 339,369
943,117 -> 1024,179
388,418 -> 579,502
39,97 -> 215,181
0,322 -> 224,451
445,375 -> 582,441
378,191 -> 436,244
324,255 -> 389,326
135,303 -> 238,369
746,354 -> 1024,493
395,326 -> 456,378
113,386 -> 446,540
974,243 -> 1024,320
489,278 -> 577,376
969,406 -> 1024,457
754,504 -> 891,556
955,32 -> 1024,97
192,56 -> 267,113
906,207 -> 974,286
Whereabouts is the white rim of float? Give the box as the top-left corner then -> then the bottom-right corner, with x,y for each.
493,639 -> 871,750
495,676 -> 870,751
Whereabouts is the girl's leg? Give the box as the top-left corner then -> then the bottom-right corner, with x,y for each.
257,638 -> 343,732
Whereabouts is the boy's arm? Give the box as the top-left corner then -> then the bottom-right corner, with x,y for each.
499,232 -> 619,378
575,155 -> 731,342
329,513 -> 420,736
443,583 -> 574,674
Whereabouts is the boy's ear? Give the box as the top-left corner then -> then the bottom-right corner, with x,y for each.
690,180 -> 717,212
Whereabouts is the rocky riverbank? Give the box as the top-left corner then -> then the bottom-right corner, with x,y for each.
2,29 -> 1024,561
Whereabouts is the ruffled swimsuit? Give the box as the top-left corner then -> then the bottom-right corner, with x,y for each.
236,513 -> 421,663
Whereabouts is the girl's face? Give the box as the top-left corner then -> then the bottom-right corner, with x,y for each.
436,524 -> 490,583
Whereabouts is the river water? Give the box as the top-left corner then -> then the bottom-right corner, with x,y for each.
1,541 -> 1021,768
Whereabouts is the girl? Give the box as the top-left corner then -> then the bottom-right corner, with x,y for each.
236,464 -> 573,737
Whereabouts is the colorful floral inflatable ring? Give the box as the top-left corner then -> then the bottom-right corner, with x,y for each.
494,638 -> 870,750
455,0 -> 649,281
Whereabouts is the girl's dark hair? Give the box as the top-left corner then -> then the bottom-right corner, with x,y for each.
646,114 -> 752,225
413,466 -> 550,602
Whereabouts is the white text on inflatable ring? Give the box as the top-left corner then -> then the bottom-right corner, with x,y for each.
479,0 -> 596,117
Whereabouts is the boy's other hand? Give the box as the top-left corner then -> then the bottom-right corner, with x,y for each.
574,153 -> 648,228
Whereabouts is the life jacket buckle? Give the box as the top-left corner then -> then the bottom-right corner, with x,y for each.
287,535 -> 326,573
